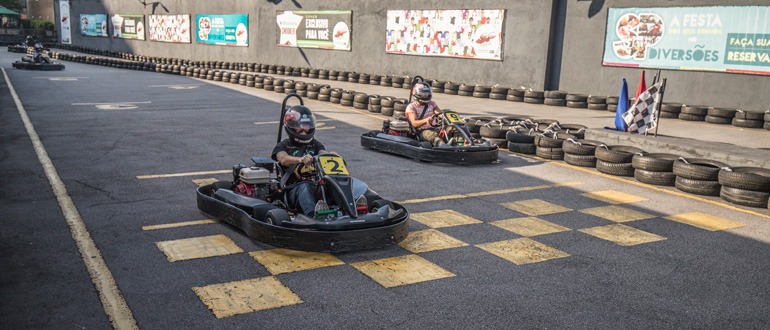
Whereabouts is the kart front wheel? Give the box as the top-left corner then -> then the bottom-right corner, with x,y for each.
265,208 -> 290,226
370,199 -> 394,213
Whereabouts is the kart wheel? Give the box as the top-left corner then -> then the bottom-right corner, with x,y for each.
370,199 -> 394,213
265,208 -> 290,226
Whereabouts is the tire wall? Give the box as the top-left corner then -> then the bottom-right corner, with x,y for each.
559,0 -> 770,110
58,0 -> 553,88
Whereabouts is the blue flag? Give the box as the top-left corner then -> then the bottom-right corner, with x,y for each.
615,78 -> 629,131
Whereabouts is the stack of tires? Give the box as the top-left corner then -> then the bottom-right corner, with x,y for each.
444,82 -> 459,95
464,116 -> 496,140
473,85 -> 491,99
534,131 -> 575,160
562,139 -> 602,167
732,110 -> 765,129
340,90 -> 356,106
672,158 -> 726,196
765,110 -> 770,131
594,145 -> 644,177
523,90 -> 545,104
587,95 -> 608,111
659,102 -> 682,119
544,90 -> 568,107
679,105 -> 708,122
705,107 -> 736,125
566,94 -> 588,109
631,153 -> 679,186
367,95 -> 382,113
717,167 -> 770,208
507,88 -> 525,102
506,126 -> 538,155
353,93 -> 369,109
431,80 -> 445,93
479,122 -> 513,148
489,86 -> 509,100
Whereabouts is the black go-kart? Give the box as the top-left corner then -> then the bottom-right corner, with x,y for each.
13,49 -> 65,71
7,43 -> 29,53
197,94 -> 410,252
361,76 -> 499,164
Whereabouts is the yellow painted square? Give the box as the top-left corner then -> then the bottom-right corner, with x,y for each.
410,209 -> 483,228
249,248 -> 345,275
491,217 -> 571,237
580,205 -> 655,223
579,224 -> 666,246
477,238 -> 570,265
156,234 -> 243,262
666,212 -> 745,231
193,276 -> 303,318
500,199 -> 572,216
350,254 -> 455,288
192,178 -> 219,187
399,229 -> 469,253
582,190 -> 648,204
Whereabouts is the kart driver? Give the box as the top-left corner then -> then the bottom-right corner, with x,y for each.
405,82 -> 450,147
33,43 -> 49,63
272,105 -> 367,217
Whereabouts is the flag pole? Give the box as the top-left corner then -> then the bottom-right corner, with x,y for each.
652,78 -> 667,137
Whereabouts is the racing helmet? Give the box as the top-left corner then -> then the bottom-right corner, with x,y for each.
283,105 -> 316,145
411,82 -> 433,104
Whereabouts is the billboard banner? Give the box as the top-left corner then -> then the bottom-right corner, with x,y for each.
195,14 -> 248,46
111,14 -> 145,40
149,14 -> 191,43
603,6 -> 770,75
276,10 -> 352,50
59,0 -> 71,44
80,14 -> 108,37
385,9 -> 505,61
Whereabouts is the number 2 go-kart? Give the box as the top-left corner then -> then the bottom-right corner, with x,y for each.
360,76 -> 499,164
196,94 -> 410,252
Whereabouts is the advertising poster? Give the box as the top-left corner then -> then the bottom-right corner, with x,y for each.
111,14 -> 145,40
276,10 -> 352,50
80,14 -> 108,37
59,0 -> 71,44
603,6 -> 770,75
196,14 -> 248,46
385,9 -> 505,61
149,14 -> 191,43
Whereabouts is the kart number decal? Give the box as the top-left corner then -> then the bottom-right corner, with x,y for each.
445,112 -> 462,123
319,156 -> 348,175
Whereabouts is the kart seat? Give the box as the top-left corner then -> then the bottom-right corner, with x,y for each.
213,188 -> 278,219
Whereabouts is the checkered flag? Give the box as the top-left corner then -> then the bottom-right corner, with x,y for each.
622,82 -> 664,134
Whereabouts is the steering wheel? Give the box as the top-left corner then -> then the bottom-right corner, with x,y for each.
429,113 -> 442,127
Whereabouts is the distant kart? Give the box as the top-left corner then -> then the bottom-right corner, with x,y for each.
13,50 -> 64,71
361,76 -> 499,164
7,44 -> 28,53
197,94 -> 410,252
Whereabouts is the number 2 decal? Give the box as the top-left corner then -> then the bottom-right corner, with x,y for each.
320,156 -> 349,175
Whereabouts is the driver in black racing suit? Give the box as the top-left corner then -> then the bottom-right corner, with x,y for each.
272,105 -> 367,217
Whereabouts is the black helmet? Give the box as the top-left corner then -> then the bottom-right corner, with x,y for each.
283,105 -> 316,145
412,82 -> 432,104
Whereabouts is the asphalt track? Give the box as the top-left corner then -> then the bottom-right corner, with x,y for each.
2,50 -> 770,329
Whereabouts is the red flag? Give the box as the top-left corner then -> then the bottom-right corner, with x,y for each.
634,70 -> 647,102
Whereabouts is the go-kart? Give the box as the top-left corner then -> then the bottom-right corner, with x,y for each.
197,94 -> 409,252
360,76 -> 499,164
13,48 -> 65,71
7,43 -> 28,53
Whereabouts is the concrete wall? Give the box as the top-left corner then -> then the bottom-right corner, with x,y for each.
57,0 -> 770,110
60,0 -> 553,89
559,0 -> 770,110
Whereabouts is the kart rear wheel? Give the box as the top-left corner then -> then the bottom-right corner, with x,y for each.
265,208 -> 290,226
370,199 -> 394,213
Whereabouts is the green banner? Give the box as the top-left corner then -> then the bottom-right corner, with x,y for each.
111,14 -> 145,40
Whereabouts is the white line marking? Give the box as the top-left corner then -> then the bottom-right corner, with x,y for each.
72,101 -> 152,105
2,68 -> 138,330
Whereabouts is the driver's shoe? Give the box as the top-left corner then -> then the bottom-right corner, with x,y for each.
314,200 -> 329,217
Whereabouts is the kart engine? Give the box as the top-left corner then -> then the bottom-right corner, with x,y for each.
232,164 -> 278,201
383,119 -> 410,136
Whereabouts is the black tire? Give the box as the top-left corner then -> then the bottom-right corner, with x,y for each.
544,90 -> 568,99
678,113 -> 706,121
489,93 -> 507,100
675,177 -> 721,196
587,103 -> 608,111
535,147 -> 564,160
705,115 -> 733,125
718,167 -> 770,192
509,88 -> 525,96
264,208 -> 290,226
507,142 -> 536,154
535,133 -> 576,148
472,91 -> 490,98
480,125 -> 511,139
634,169 -> 676,186
487,138 -> 508,149
564,153 -> 597,167
566,94 -> 588,102
524,97 -> 544,104
659,111 -> 679,119
368,104 -> 382,113
673,158 -> 728,181
720,186 -> 770,208
506,127 -> 537,144
562,139 -> 603,156
631,153 -> 679,172
596,160 -> 635,177
734,110 -> 764,120
707,107 -> 737,118
507,94 -> 524,102
587,95 -> 607,104
544,98 -> 567,106
566,101 -> 588,108
595,145 -> 644,163
681,105 -> 709,116
370,199 -> 394,213
558,124 -> 587,139
660,103 -> 683,113
381,107 -> 395,116
732,118 -> 764,128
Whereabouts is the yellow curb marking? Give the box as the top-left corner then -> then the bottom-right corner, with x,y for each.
477,237 -> 571,265
193,277 -> 303,318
